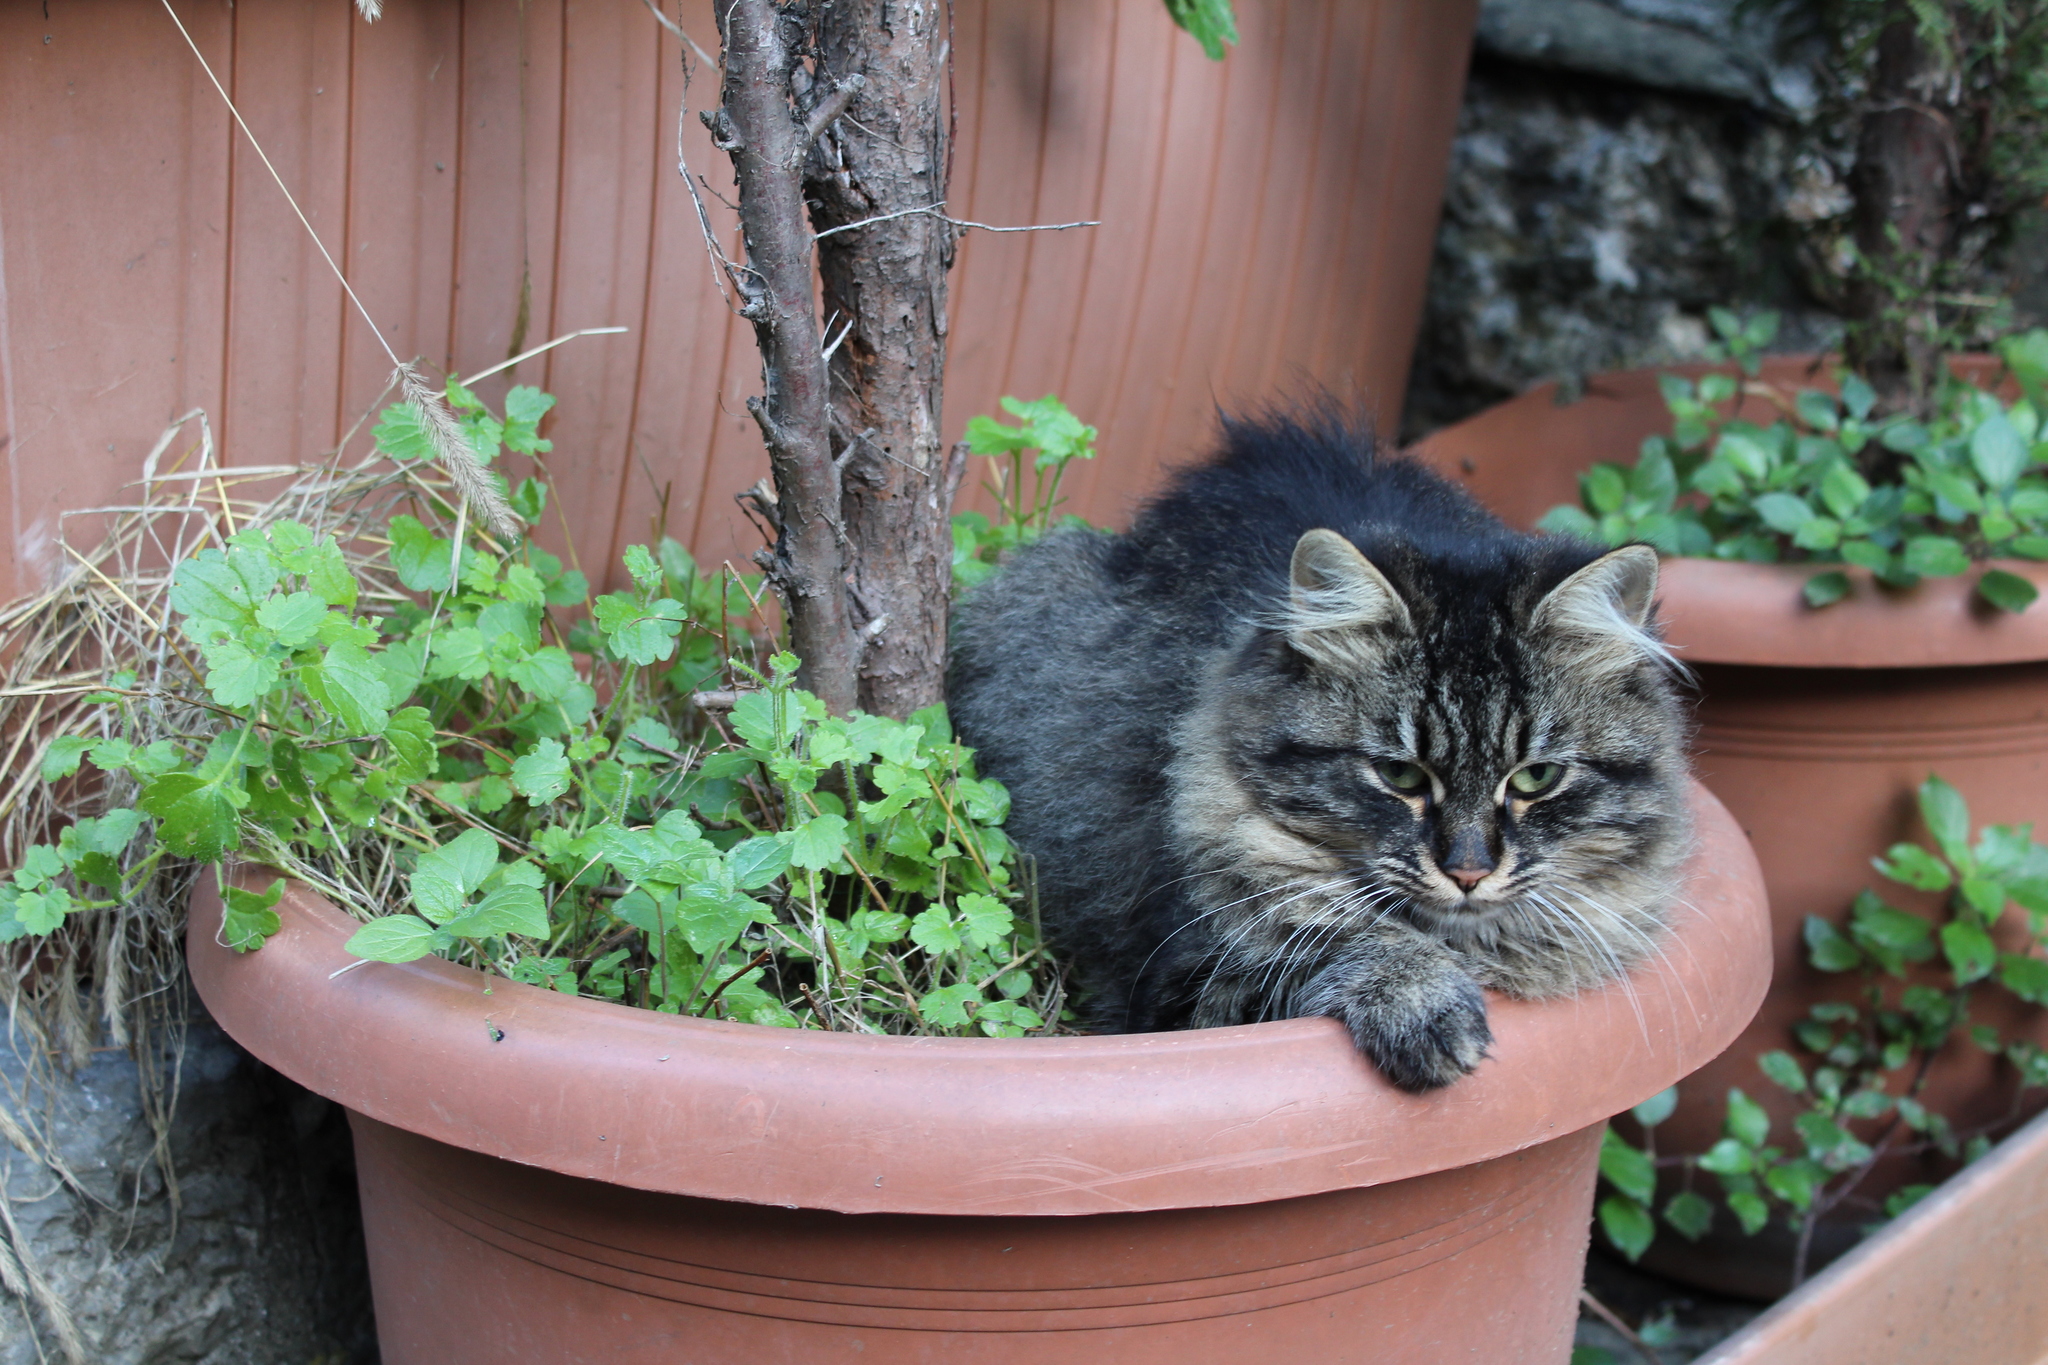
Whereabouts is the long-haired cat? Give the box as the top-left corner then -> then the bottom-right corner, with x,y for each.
947,410 -> 1691,1090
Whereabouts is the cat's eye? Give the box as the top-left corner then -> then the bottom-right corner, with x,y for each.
1374,759 -> 1429,792
1509,763 -> 1564,796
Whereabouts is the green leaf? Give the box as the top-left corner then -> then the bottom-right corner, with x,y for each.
2000,953 -> 2048,1005
1919,776 -> 1972,868
41,735 -> 95,782
1804,915 -> 1862,972
1753,492 -> 1814,534
169,546 -> 273,627
1715,429 -> 1774,482
387,516 -> 455,593
1600,1128 -> 1657,1203
622,544 -> 661,592
139,773 -> 243,862
1819,462 -> 1872,518
1803,571 -> 1850,608
302,642 -> 393,735
1727,1190 -> 1770,1234
1538,504 -> 1600,540
1979,569 -> 2039,614
786,812 -> 849,871
511,739 -> 571,805
1598,1194 -> 1655,1262
1725,1088 -> 1770,1147
1765,1159 -> 1826,1211
14,886 -> 73,935
1848,893 -> 1935,967
410,827 -> 500,923
1663,1190 -> 1714,1241
383,708 -> 437,784
345,914 -> 440,963
441,884 -> 548,940
1942,920 -> 1998,983
955,892 -> 1013,950
302,540 -> 358,610
1875,842 -> 1952,891
592,593 -> 684,666
909,904 -> 963,954
1161,0 -> 1237,58
1759,1050 -> 1807,1093
75,808 -> 144,857
255,590 -> 328,648
1583,464 -> 1629,516
221,878 -> 284,952
1631,1086 -> 1678,1128
199,640 -> 280,709
726,836 -> 793,891
918,981 -> 983,1028
1972,411 -> 2030,487
1902,536 -> 1971,578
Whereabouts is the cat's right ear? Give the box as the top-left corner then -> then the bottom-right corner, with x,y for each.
1285,529 -> 1412,665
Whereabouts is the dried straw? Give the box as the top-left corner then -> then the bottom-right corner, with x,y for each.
0,402 -> 468,1361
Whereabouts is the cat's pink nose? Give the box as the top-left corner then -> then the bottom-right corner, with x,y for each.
1444,866 -> 1490,891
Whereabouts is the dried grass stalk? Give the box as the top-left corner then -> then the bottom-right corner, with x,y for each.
395,363 -> 521,543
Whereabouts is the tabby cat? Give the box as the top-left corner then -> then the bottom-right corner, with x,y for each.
947,411 -> 1692,1090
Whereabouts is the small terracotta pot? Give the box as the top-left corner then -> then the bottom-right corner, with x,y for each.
189,783 -> 1767,1365
1413,360 -> 2048,1297
1696,1102 -> 2048,1365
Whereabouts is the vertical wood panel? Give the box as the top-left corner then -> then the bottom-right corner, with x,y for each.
341,0 -> 461,412
0,0 -> 233,596
222,0 -> 353,466
0,0 -> 1477,602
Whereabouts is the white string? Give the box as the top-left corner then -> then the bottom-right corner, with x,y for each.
157,0 -> 404,371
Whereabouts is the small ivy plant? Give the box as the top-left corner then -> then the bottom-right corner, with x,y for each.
1595,776 -> 2048,1283
2,385 -> 1099,1038
950,394 -> 1099,592
1542,313 -> 2048,613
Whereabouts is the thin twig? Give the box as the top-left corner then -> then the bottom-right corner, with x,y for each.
1579,1290 -> 1663,1365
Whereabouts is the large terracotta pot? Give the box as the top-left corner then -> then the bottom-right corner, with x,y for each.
1412,360 -> 2048,1298
188,784 -> 1768,1364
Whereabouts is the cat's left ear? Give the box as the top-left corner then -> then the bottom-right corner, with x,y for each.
1532,546 -> 1671,673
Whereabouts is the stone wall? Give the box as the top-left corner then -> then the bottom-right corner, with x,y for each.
1,1010 -> 374,1364
1402,0 -> 2046,440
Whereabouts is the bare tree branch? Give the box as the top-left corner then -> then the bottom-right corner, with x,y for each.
713,0 -> 862,715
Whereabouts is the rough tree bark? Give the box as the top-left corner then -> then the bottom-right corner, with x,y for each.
1845,2 -> 1960,416
808,4 -> 961,719
708,1 -> 959,719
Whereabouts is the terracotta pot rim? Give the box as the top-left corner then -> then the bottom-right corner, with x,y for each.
187,782 -> 1769,1218
1656,555 -> 2048,670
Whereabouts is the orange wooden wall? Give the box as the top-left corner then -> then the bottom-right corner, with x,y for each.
0,0 -> 1476,597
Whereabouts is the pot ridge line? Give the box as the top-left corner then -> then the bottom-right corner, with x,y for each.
387,1135 -> 1579,1329
1697,717 -> 2048,761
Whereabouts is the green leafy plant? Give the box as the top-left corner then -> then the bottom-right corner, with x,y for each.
3,385 -> 1093,1038
1163,0 -> 1239,59
1543,315 -> 2048,612
950,394 -> 1099,592
1595,775 -> 2048,1283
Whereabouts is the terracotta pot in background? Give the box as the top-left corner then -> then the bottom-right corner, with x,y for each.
187,784 -> 1768,1364
1696,1101 -> 2048,1365
1413,360 -> 2048,1298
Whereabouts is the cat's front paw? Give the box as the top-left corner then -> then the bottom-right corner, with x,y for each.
1343,969 -> 1491,1092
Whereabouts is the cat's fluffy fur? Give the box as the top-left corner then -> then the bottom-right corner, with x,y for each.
947,411 -> 1692,1090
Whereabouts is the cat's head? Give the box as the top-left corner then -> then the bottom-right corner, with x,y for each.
1186,527 -> 1692,991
